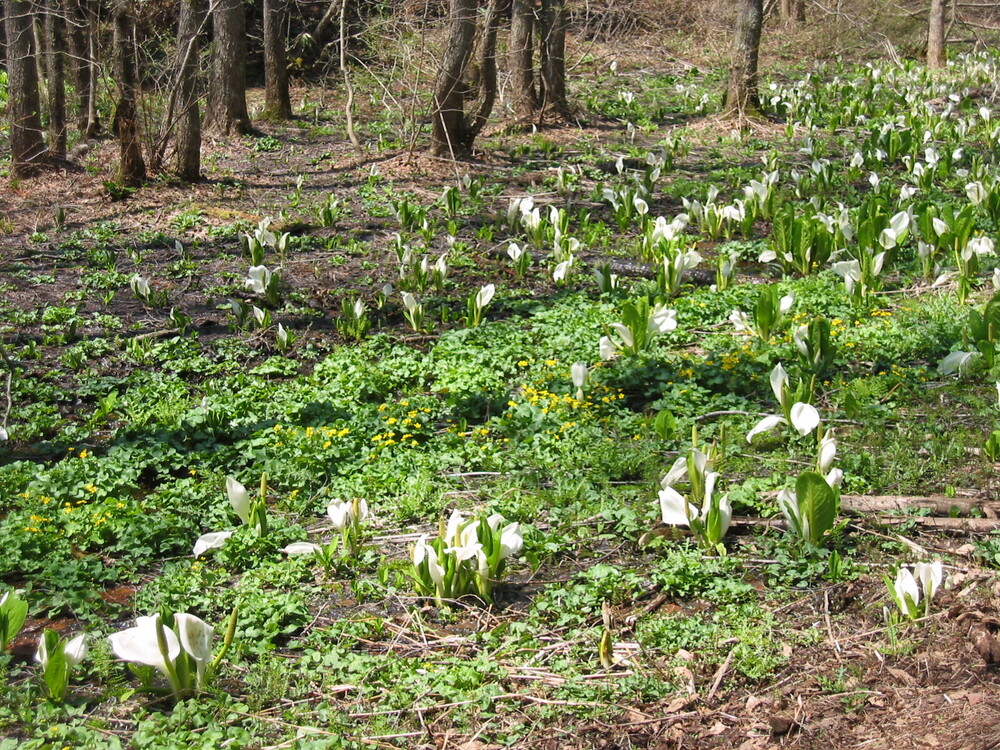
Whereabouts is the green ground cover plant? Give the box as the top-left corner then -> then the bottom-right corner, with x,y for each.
2,24 -> 1000,749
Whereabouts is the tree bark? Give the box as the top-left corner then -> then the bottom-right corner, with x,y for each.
33,12 -> 47,106
67,0 -> 89,133
263,0 -> 292,119
730,515 -> 1000,533
305,0 -> 362,68
839,493 -> 995,517
509,0 -> 538,119
539,0 -> 567,116
429,0 -> 478,157
173,0 -> 206,180
339,0 -> 361,154
428,0 -> 502,157
779,0 -> 804,22
113,1 -> 145,186
44,0 -> 66,158
465,0 -> 502,140
927,0 -> 947,70
4,0 -> 49,176
723,0 -> 763,120
205,0 -> 251,135
67,0 -> 98,136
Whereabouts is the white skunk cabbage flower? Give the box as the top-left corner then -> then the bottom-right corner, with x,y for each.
226,477 -> 251,525
193,531 -> 234,557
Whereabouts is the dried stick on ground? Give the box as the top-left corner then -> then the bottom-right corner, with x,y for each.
341,0 -> 362,156
840,494 -> 996,516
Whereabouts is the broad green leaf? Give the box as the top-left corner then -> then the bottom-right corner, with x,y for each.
755,286 -> 777,338
857,218 -> 876,253
772,210 -> 793,258
0,591 -> 28,650
984,431 -> 1000,462
794,471 -> 838,547
598,628 -> 613,669
796,218 -> 816,274
653,409 -> 676,440
982,293 -> 1000,343
42,630 -> 69,702
969,308 -> 987,343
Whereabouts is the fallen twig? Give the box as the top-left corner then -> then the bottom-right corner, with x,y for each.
706,647 -> 735,700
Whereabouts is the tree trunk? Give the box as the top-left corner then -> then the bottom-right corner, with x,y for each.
205,0 -> 251,135
509,0 -> 538,119
114,2 -> 145,186
263,0 -> 291,119
4,0 -> 49,176
67,0 -> 98,136
430,0 -> 478,157
305,0 -> 362,68
429,0 -> 502,157
33,12 -> 46,106
173,0 -> 206,180
465,0 -> 502,141
339,0 -> 361,154
723,0 -> 763,120
67,0 -> 89,133
538,0 -> 567,116
779,0 -> 804,22
927,0 -> 947,70
44,0 -> 66,158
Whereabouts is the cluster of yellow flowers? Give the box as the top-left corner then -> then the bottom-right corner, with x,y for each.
272,423 -> 352,450
720,353 -> 742,371
716,341 -> 755,372
369,401 -> 436,452
273,424 -> 352,439
370,431 -> 420,448
517,358 -> 559,368
19,489 -> 126,533
506,382 -> 627,420
23,511 -> 53,533
522,385 -> 586,413
383,414 -> 426,429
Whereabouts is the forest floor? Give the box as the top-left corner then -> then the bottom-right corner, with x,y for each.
2,27 -> 1000,750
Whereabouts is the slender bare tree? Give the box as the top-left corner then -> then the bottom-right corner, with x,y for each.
927,0 -> 947,70
779,0 -> 804,23
44,0 -> 67,158
430,0 -> 477,156
430,0 -> 503,156
205,0 -> 252,135
67,0 -> 99,136
507,0 -> 569,122
113,0 -> 145,185
509,0 -> 539,119
5,0 -> 49,175
539,0 -> 567,115
173,0 -> 207,180
263,0 -> 292,119
723,0 -> 764,121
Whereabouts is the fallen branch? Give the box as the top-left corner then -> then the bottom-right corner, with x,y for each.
732,515 -> 1000,532
889,516 -> 1000,531
754,490 -> 990,516
839,493 -> 995,517
706,647 -> 735,700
